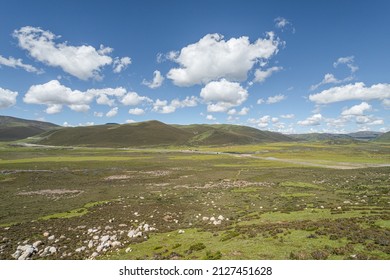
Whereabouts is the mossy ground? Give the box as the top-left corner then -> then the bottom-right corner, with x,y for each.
0,142 -> 389,260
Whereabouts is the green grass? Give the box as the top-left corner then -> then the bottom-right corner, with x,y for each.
280,181 -> 325,190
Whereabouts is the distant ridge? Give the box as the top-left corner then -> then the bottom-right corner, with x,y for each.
36,120 -> 293,147
0,115 -> 59,141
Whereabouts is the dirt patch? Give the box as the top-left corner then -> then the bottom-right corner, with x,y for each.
17,189 -> 83,198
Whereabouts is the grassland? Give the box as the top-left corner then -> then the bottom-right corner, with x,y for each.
0,141 -> 389,260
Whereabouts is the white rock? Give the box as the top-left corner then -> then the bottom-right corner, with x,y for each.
125,248 -> 132,253
217,215 -> 224,221
91,252 -> 99,258
75,246 -> 86,253
210,217 -> 216,222
33,241 -> 43,248
48,235 -> 55,241
178,230 -> 185,234
49,247 -> 57,254
88,240 -> 94,248
43,232 -> 50,237
202,217 -> 209,221
111,241 -> 121,247
100,235 -> 110,243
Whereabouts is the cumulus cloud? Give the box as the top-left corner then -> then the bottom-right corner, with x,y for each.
113,57 -> 131,73
298,114 -> 323,126
253,66 -> 282,83
128,108 -> 145,115
121,92 -> 152,106
200,79 -> 248,112
142,70 -> 165,89
248,115 -> 271,128
227,107 -> 249,115
106,107 -> 118,117
152,96 -> 198,114
167,32 -> 280,86
341,102 -> 372,116
23,80 -> 133,114
355,115 -> 384,126
0,87 -> 18,109
0,54 -> 41,73
94,111 -> 104,117
13,26 -> 116,80
266,94 -> 285,104
256,98 -> 264,105
206,114 -> 216,121
24,80 -> 94,113
309,83 -> 390,104
125,119 -> 136,124
333,56 -> 358,73
382,99 -> 390,108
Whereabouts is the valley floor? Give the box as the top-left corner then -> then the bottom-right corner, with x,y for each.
0,142 -> 389,260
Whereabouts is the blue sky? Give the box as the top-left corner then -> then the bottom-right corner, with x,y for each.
0,0 -> 389,133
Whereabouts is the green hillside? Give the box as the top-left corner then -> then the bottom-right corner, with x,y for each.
37,121 -> 293,147
374,131 -> 390,143
0,115 -> 59,141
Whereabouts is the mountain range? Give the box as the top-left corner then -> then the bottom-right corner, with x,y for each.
0,115 -> 388,146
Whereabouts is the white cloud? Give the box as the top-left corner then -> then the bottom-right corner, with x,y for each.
248,115 -> 270,128
24,80 -> 94,113
167,32 -> 280,86
94,111 -> 103,117
23,80 -> 132,114
125,119 -> 136,124
271,117 -> 279,123
128,108 -> 145,115
310,73 -> 353,91
253,66 -> 282,83
298,114 -> 323,126
355,115 -> 384,126
106,107 -> 118,117
274,17 -> 295,32
280,114 -> 295,119
206,114 -> 216,121
333,56 -> 358,73
382,99 -> 390,108
121,92 -> 152,106
152,96 -> 198,114
266,94 -> 285,104
113,56 -> 131,73
13,26 -> 114,80
309,82 -> 390,104
200,79 -> 248,112
256,98 -> 264,105
142,70 -> 165,89
0,87 -> 18,109
0,54 -> 41,73
341,102 -> 372,116
228,107 -> 249,115
45,104 -> 62,114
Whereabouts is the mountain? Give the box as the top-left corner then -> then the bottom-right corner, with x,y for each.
174,124 -> 292,145
0,116 -> 59,141
374,131 -> 390,143
288,133 -> 353,142
36,121 -> 293,147
347,131 -> 383,141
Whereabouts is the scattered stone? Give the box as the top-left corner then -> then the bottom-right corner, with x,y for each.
100,235 -> 110,243
75,246 -> 86,253
178,230 -> 185,234
202,217 -> 209,221
217,215 -> 224,221
43,232 -> 50,237
48,247 -> 57,254
91,252 -> 99,258
125,248 -> 132,253
48,235 -> 55,241
33,241 -> 43,248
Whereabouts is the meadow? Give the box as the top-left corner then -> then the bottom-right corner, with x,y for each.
0,141 -> 389,260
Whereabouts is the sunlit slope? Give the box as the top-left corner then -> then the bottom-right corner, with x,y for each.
37,121 -> 293,147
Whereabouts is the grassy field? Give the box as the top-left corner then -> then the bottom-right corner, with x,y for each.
0,141 -> 389,260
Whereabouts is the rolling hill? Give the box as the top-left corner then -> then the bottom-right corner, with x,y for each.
37,120 -> 293,147
374,131 -> 390,143
0,115 -> 59,141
